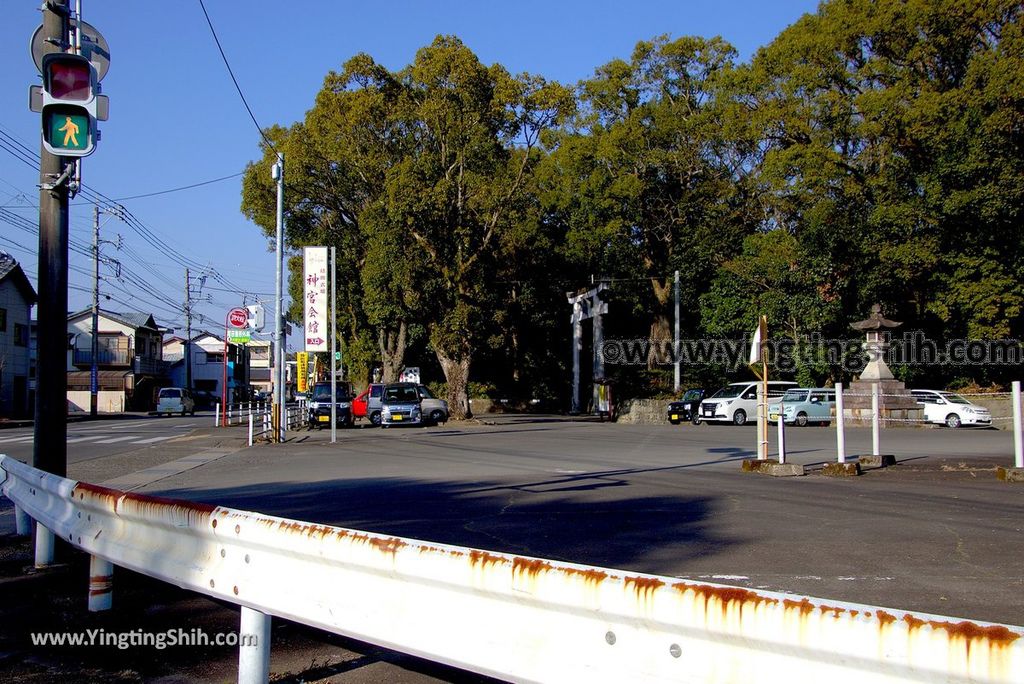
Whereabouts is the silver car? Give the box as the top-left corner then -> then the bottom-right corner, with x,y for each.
381,383 -> 449,427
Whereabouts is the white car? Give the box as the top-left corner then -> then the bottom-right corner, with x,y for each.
698,381 -> 796,426
910,390 -> 992,428
156,387 -> 195,416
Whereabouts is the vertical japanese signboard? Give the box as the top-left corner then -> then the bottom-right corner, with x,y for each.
296,352 -> 309,394
303,246 -> 328,352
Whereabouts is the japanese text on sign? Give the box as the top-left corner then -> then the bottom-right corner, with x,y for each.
303,246 -> 328,352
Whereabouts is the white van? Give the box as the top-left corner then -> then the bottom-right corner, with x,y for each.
698,381 -> 796,425
156,387 -> 195,416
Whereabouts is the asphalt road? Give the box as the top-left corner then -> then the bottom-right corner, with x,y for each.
129,416 -> 1024,626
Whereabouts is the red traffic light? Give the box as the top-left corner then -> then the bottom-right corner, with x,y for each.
44,55 -> 93,101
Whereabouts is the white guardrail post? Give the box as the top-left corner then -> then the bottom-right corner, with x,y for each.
2,454 -> 1021,684
88,555 -> 114,612
1013,381 -> 1023,469
15,504 -> 31,536
248,414 -> 254,447
214,402 -> 220,427
238,606 -> 272,683
34,522 -> 54,568
836,382 -> 846,463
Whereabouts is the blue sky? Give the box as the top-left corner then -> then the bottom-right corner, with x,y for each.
0,0 -> 819,349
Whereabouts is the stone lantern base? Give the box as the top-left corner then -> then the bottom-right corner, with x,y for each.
843,379 -> 925,428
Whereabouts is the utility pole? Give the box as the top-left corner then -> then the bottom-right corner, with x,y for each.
184,268 -> 192,391
90,205 -> 99,416
330,245 -> 336,444
273,153 -> 286,442
34,0 -> 70,480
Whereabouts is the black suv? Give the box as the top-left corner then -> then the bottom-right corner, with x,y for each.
307,381 -> 355,429
666,388 -> 706,425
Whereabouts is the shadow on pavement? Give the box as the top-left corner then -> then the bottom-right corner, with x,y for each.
152,476 -> 737,572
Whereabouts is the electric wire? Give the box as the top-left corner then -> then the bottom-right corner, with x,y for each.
196,0 -> 279,155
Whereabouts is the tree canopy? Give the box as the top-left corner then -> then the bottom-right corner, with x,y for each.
242,0 -> 1024,408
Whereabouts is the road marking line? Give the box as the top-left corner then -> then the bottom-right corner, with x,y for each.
133,436 -> 174,444
0,435 -> 34,443
66,435 -> 105,443
94,436 -> 144,444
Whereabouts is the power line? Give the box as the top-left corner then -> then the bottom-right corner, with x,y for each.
196,0 -> 278,154
111,171 -> 245,201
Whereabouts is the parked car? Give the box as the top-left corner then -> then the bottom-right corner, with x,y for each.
380,383 -> 449,427
911,390 -> 992,428
307,381 -> 355,429
156,387 -> 195,416
697,381 -> 796,426
666,389 -> 706,425
767,388 -> 835,426
352,383 -> 385,425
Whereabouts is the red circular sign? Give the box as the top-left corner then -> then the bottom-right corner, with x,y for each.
228,308 -> 248,328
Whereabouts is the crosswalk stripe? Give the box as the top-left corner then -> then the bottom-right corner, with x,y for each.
0,435 -> 34,444
94,436 -> 145,444
133,436 -> 174,444
66,435 -> 104,443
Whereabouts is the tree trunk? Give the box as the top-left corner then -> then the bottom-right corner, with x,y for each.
648,277 -> 673,369
378,321 -> 407,383
436,348 -> 472,419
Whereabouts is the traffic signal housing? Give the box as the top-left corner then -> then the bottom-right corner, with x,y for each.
32,53 -> 105,157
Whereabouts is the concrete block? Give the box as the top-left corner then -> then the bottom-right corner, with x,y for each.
741,460 -> 805,477
858,454 -> 897,468
821,462 -> 861,477
996,467 -> 1024,483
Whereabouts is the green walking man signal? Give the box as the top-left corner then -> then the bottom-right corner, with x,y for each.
30,53 -> 108,157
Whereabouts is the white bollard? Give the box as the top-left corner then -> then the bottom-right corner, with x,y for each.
34,522 -> 54,568
238,606 -> 272,684
248,413 -> 254,447
756,384 -> 767,461
1013,381 -> 1023,469
836,383 -> 846,464
871,383 -> 880,456
88,555 -> 113,612
777,411 -> 786,465
15,504 -> 31,536
214,402 -> 220,427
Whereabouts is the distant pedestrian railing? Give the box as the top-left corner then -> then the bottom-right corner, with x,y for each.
213,400 -> 307,444
2,454 -> 1021,684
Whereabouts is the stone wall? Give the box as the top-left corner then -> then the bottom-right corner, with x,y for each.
615,399 -> 668,425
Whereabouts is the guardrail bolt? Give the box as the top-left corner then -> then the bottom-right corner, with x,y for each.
605,631 -> 616,645
669,643 -> 682,658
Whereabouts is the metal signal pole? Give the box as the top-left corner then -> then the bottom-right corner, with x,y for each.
90,205 -> 100,416
184,268 -> 193,391
34,0 -> 70,480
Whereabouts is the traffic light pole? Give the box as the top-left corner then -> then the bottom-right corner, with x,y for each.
32,0 -> 71,567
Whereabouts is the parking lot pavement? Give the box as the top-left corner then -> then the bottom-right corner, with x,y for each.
133,416 -> 1023,626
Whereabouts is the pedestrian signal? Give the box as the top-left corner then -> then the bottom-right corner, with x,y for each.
38,54 -> 100,157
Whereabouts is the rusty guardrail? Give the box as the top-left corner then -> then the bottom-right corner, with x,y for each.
2,454 -> 1021,683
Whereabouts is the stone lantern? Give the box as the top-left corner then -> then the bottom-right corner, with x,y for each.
844,304 -> 924,426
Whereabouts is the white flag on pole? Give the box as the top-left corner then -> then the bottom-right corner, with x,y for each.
749,317 -> 764,366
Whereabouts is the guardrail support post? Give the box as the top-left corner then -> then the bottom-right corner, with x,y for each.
248,414 -> 254,447
215,403 -> 220,427
836,383 -> 846,464
238,606 -> 271,684
1013,380 -> 1022,469
88,555 -> 113,612
14,504 -> 31,536
871,383 -> 880,456
34,522 -> 54,568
